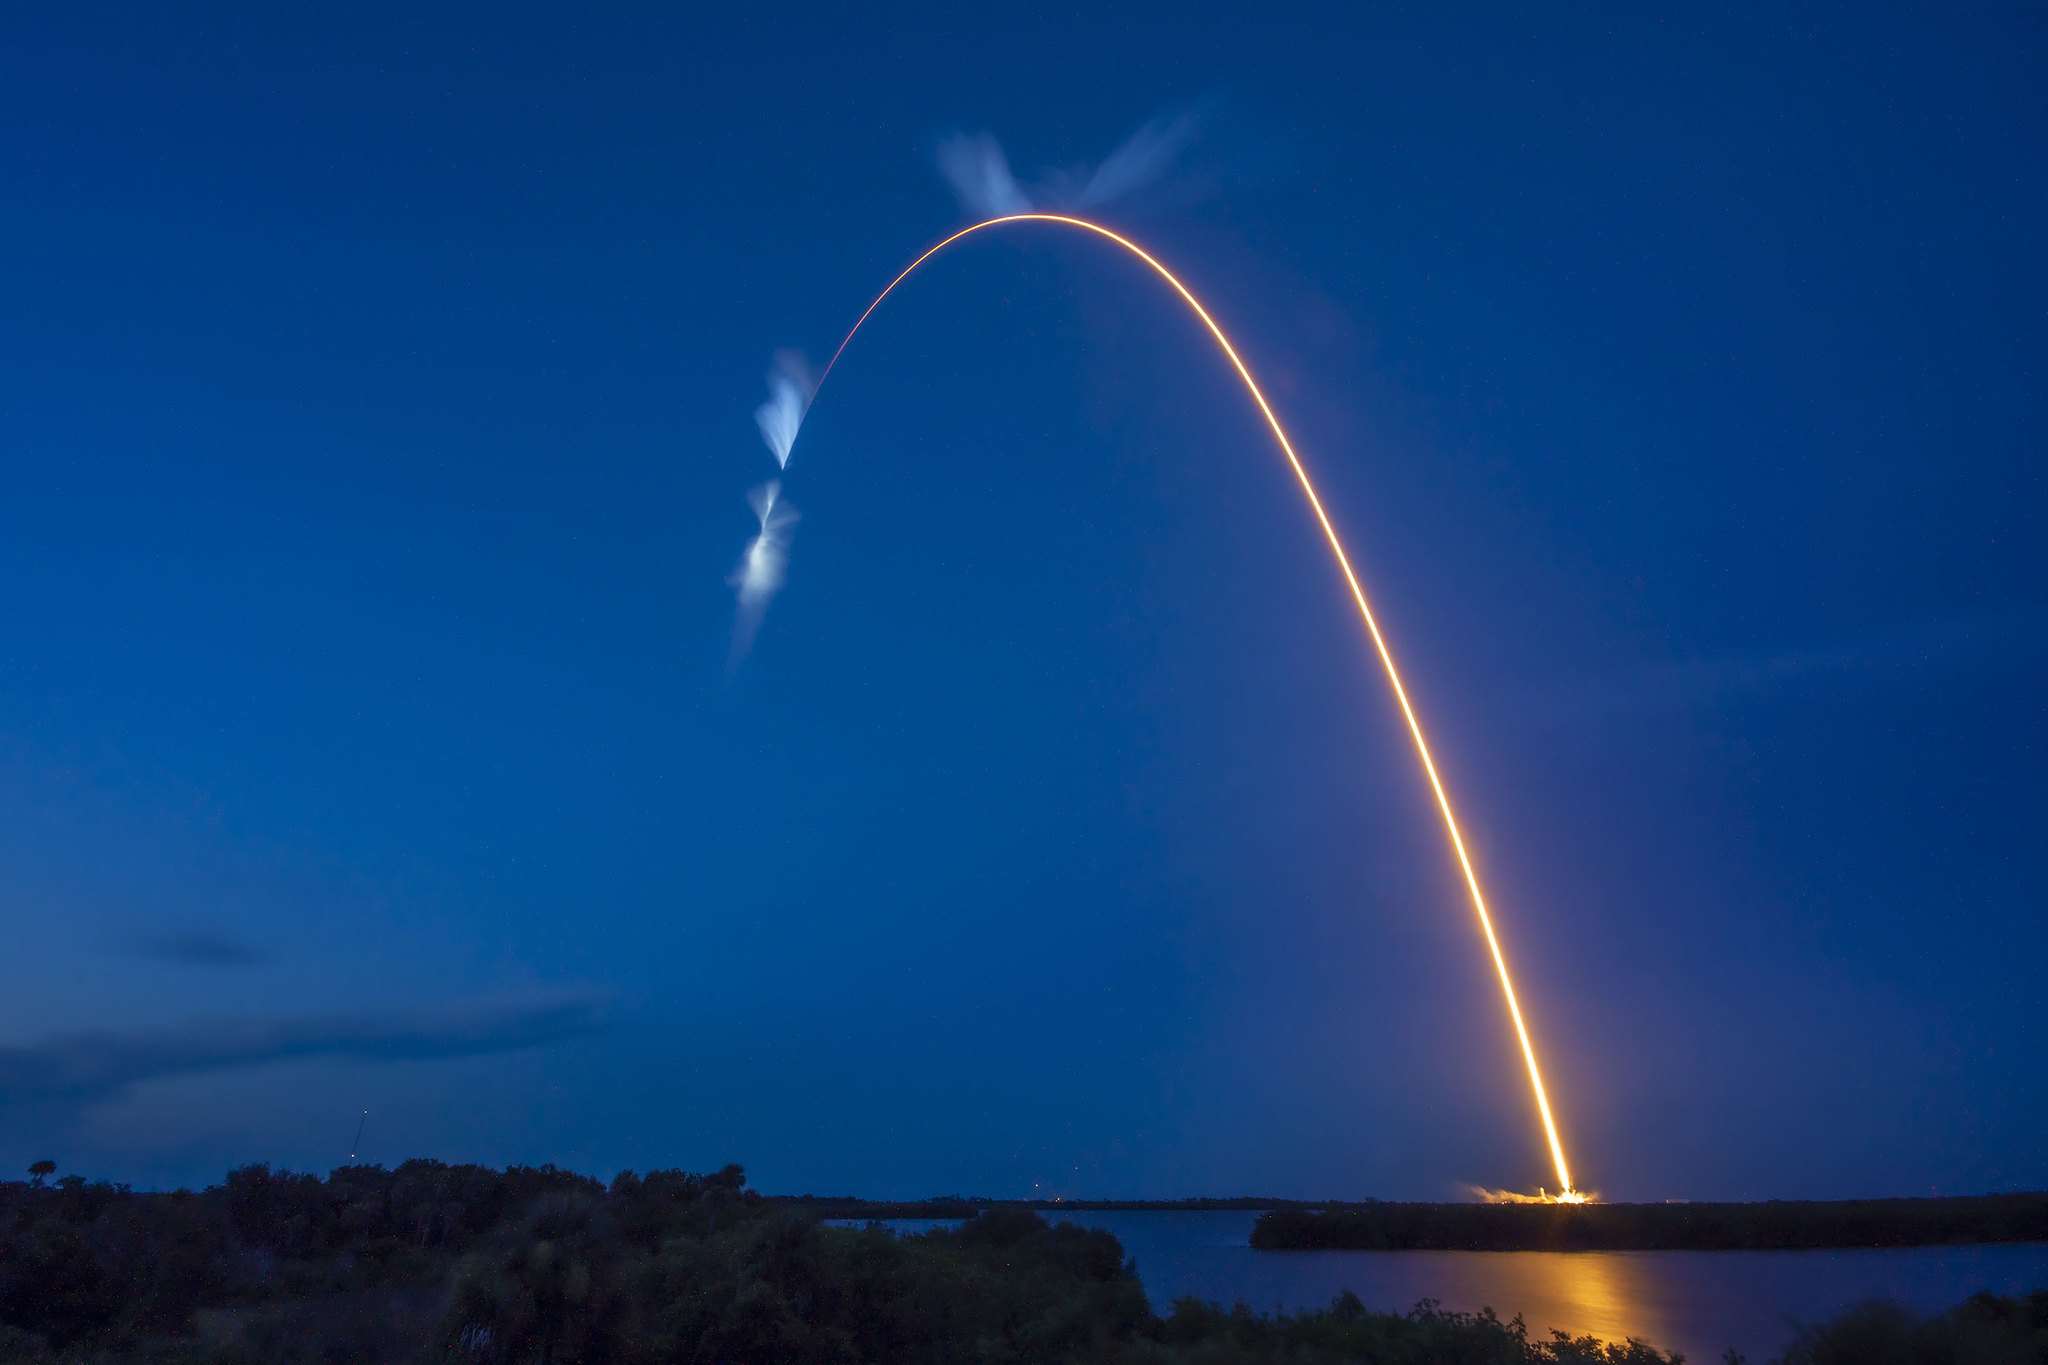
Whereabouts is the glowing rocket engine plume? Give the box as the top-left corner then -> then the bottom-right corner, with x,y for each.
790,214 -> 1586,1200
728,479 -> 799,664
754,350 -> 817,469
1472,1184 -> 1595,1205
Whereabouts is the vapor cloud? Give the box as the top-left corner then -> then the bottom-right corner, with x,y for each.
727,107 -> 1213,672
937,107 -> 1208,218
728,351 -> 815,667
0,994 -> 605,1108
936,132 -> 1033,217
1077,109 -> 1205,206
1469,1184 -> 1600,1204
727,480 -> 800,665
753,349 -> 817,470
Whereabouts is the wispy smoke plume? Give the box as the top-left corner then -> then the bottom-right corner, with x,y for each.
1078,109 -> 1203,206
937,108 -> 1209,218
728,352 -> 813,668
753,349 -> 817,469
726,107 -> 1217,673
728,480 -> 799,665
936,132 -> 1034,217
1468,1184 -> 1600,1205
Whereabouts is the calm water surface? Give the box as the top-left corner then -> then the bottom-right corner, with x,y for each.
845,1212 -> 2048,1362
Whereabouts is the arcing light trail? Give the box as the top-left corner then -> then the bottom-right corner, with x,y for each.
790,212 -> 1584,1203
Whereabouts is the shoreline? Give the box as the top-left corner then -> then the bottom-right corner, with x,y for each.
1247,1193 -> 2048,1252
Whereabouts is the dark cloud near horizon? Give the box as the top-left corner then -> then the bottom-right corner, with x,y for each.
0,996 -> 606,1109
127,932 -> 265,968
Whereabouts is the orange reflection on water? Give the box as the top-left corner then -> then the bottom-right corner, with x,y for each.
1416,1251 -> 1671,1349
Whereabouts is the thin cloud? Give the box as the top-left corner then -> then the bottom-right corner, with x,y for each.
0,994 -> 606,1108
1521,610 -> 2042,722
126,931 -> 264,968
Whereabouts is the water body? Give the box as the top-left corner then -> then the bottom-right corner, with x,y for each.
838,1212 -> 2048,1362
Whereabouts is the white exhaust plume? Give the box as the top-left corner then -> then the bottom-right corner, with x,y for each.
728,480 -> 799,664
753,349 -> 817,469
1469,1184 -> 1598,1205
1078,109 -> 1203,206
938,108 -> 1207,218
727,108 -> 1209,670
937,132 -> 1032,217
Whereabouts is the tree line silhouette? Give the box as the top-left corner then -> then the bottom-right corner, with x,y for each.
0,1160 -> 1687,1363
5,1160 -> 2042,1362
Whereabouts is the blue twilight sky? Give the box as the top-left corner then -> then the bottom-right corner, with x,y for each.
0,2 -> 2041,1202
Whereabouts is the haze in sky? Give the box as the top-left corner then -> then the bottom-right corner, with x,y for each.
0,2 -> 2041,1201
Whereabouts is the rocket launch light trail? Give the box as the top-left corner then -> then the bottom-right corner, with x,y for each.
803,213 -> 1583,1202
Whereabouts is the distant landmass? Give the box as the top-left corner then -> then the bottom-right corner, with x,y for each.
1250,1193 -> 2048,1252
776,1194 -> 1297,1219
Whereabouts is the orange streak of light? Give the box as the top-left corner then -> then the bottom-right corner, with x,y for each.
807,213 -> 1579,1200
